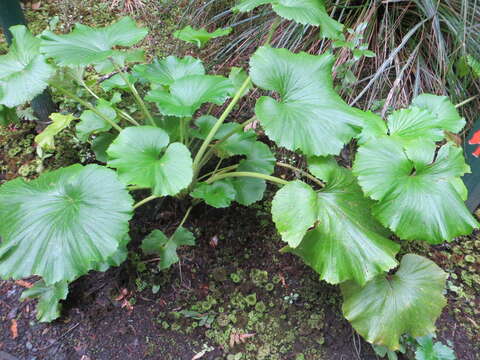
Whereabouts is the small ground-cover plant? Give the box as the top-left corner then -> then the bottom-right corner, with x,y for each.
0,0 -> 477,351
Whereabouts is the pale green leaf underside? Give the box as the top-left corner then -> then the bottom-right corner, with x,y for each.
250,46 -> 379,156
353,137 -> 478,243
141,227 -> 195,270
277,158 -> 398,285
0,26 -> 54,107
107,126 -> 193,196
233,0 -> 343,39
341,254 -> 447,350
20,280 -> 69,322
133,55 -> 205,87
173,26 -> 232,48
35,113 -> 76,151
40,17 -> 148,66
146,75 -> 234,117
0,164 -> 133,284
94,49 -> 145,74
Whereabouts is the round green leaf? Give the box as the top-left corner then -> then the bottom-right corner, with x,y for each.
141,227 -> 195,270
387,107 -> 441,142
411,94 -> 465,134
0,26 -> 54,107
0,164 -> 133,284
353,137 -> 479,243
107,126 -> 193,196
250,46 -> 379,156
341,254 -> 447,350
133,55 -> 205,87
278,158 -> 399,285
40,17 -> 148,66
173,26 -> 232,48
146,75 -> 234,117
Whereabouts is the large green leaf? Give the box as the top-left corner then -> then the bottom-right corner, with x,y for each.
107,126 -> 193,196
35,113 -> 76,151
250,46 -> 380,156
40,17 -> 148,66
233,0 -> 343,39
173,26 -> 232,48
341,254 -> 447,350
411,94 -> 465,135
76,100 -> 118,141
146,75 -> 234,117
20,280 -> 69,322
0,164 -> 133,284
141,227 -> 195,270
277,158 -> 399,285
353,137 -> 478,243
0,26 -> 54,107
133,56 -> 205,87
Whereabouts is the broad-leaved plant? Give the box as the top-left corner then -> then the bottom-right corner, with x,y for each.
0,0 -> 476,351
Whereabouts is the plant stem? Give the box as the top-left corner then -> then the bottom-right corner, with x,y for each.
117,110 -> 141,126
133,195 -> 160,210
128,185 -> 149,191
455,95 -> 479,108
178,206 -> 193,228
53,85 -> 122,132
206,171 -> 289,186
198,116 -> 256,171
276,162 -> 325,188
197,164 -> 239,181
192,76 -> 252,174
78,78 -> 140,126
264,17 -> 281,46
110,60 -> 156,126
80,80 -> 100,100
192,18 -> 280,180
